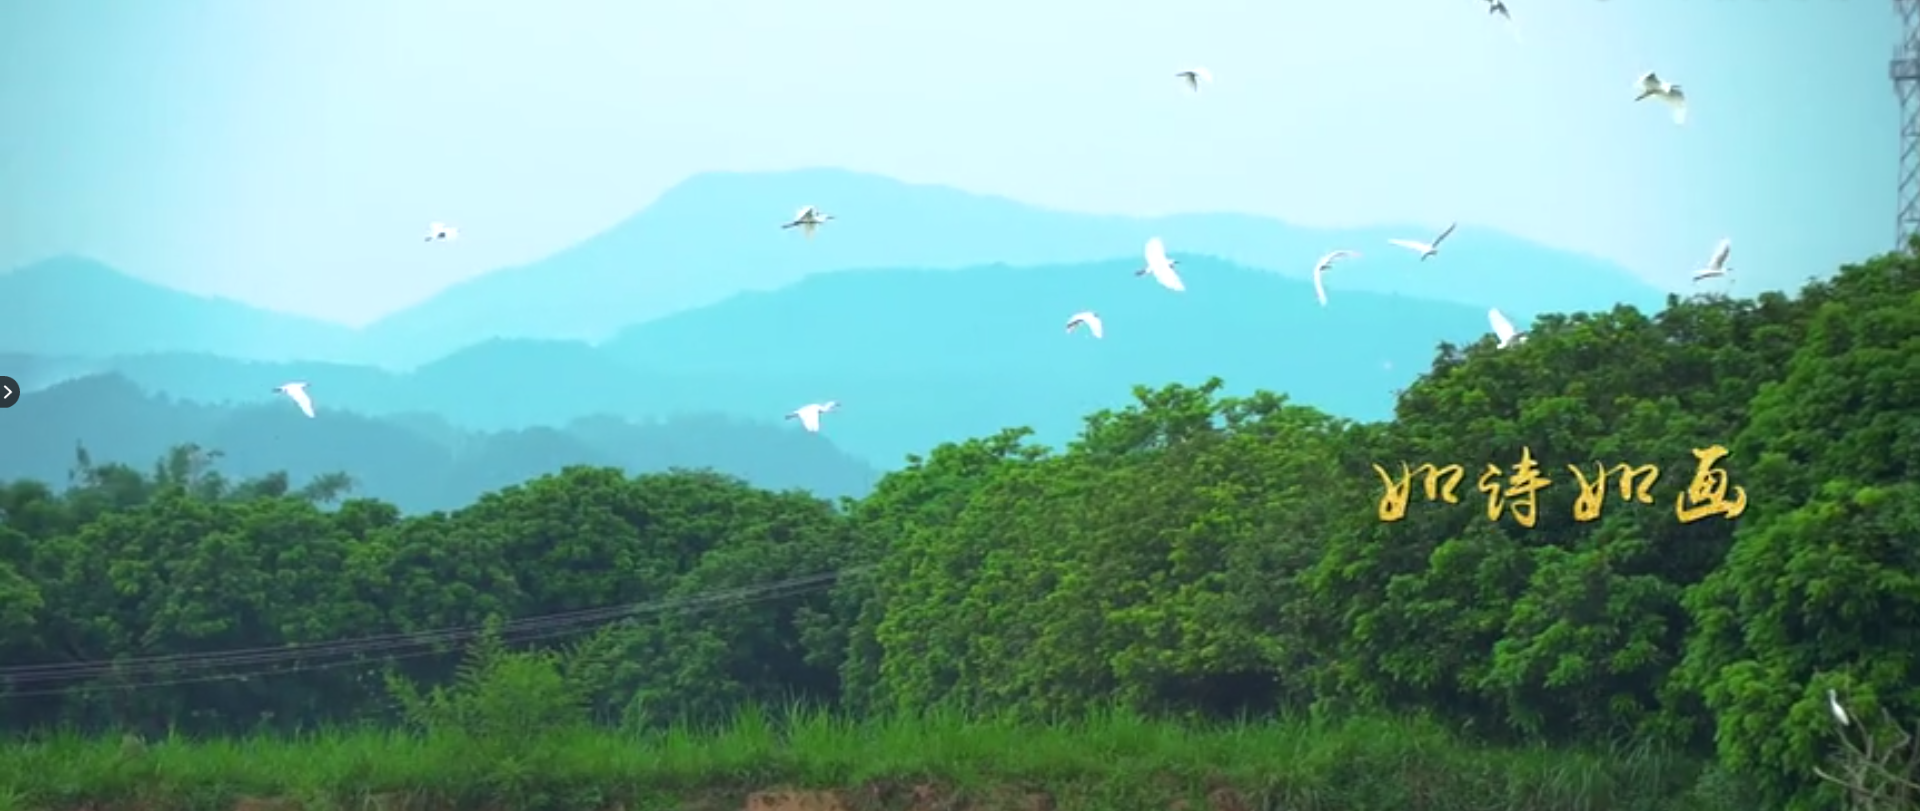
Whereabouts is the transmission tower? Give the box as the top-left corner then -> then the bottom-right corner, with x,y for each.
1893,0 -> 1920,248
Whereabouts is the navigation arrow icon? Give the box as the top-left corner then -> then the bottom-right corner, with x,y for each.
0,376 -> 17,408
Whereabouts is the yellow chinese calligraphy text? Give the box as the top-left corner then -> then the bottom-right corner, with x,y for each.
1415,463 -> 1466,504
1477,447 -> 1553,528
1675,445 -> 1747,523
1613,463 -> 1661,504
1374,463 -> 1412,522
1371,462 -> 1466,522
1564,462 -> 1663,522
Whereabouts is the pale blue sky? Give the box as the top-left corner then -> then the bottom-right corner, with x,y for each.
0,0 -> 1891,326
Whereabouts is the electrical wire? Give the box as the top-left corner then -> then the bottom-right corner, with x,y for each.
0,566 -> 864,697
1,566 -> 864,681
0,565 -> 871,696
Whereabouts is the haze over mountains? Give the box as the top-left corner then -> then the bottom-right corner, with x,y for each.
11,168 -> 1667,368
2,375 -> 878,513
4,167 -> 1675,501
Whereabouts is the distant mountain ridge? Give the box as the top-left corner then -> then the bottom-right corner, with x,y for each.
8,254 -> 1564,466
4,168 -> 1667,369
4,257 -> 359,361
2,374 -> 878,512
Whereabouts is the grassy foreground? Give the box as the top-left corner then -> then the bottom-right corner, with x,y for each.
0,707 -> 1735,811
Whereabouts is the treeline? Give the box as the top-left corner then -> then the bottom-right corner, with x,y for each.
3,248 -> 1919,807
0,375 -> 879,511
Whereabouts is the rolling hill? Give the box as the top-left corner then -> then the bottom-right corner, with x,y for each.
2,256 -> 359,361
592,255 -> 1503,463
0,374 -> 879,512
5,169 -> 1668,368
6,255 -> 1578,466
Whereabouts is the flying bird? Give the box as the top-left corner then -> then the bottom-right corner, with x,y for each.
424,222 -> 458,242
1488,308 -> 1527,349
1484,0 -> 1522,41
1828,689 -> 1851,727
1634,71 -> 1687,125
1312,250 -> 1359,306
1066,311 -> 1104,339
273,382 -> 315,418
1175,68 -> 1213,93
1693,238 -> 1733,282
786,401 -> 839,433
781,206 -> 834,238
1136,237 -> 1186,292
1388,223 -> 1458,261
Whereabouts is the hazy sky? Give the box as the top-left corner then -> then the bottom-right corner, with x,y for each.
0,0 -> 1892,326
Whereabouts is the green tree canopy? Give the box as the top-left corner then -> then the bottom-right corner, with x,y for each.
6,246 -> 1919,809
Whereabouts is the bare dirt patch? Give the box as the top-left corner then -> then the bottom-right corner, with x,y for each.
746,790 -> 853,811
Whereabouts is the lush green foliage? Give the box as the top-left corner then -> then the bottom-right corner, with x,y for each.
4,247 -> 1918,809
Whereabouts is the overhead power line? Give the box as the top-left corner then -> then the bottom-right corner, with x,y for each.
0,566 -> 871,698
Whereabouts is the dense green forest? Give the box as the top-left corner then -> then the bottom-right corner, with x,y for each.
2,246 -> 1917,810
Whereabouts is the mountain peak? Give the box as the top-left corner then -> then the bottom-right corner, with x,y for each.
659,166 -> 948,199
7,254 -> 149,287
639,167 -> 1047,231
19,172 -> 1665,372
350,168 -> 1664,366
3,256 -> 356,362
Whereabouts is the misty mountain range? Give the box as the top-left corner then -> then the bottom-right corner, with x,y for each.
2,375 -> 878,514
10,168 -> 1666,367
5,167 -> 1676,503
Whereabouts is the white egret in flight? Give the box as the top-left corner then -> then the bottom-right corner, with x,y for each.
273,382 -> 316,418
1634,72 -> 1687,125
1488,308 -> 1527,349
1312,250 -> 1359,306
1066,311 -> 1104,339
1388,223 -> 1458,261
1693,238 -> 1733,282
786,401 -> 839,433
1136,237 -> 1186,292
781,206 -> 834,238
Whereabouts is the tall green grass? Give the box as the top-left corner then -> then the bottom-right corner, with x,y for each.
1,706 -> 1736,811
